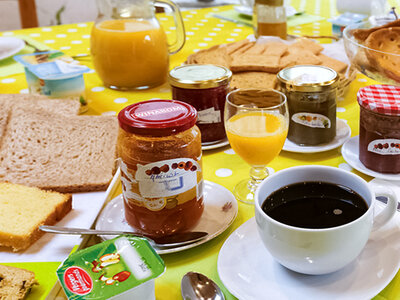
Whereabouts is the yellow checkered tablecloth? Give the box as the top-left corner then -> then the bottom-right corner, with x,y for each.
1,1 -> 400,299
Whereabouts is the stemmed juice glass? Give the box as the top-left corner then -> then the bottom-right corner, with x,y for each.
225,89 -> 289,204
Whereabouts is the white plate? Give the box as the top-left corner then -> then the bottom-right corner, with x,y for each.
0,37 -> 25,60
218,204 -> 400,300
0,169 -> 121,263
342,136 -> 400,181
234,5 -> 297,17
202,138 -> 230,151
96,180 -> 238,254
283,118 -> 351,153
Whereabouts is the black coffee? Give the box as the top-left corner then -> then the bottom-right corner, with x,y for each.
262,182 -> 368,229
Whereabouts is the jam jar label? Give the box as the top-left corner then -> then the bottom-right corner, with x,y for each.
367,139 -> 400,155
120,158 -> 202,211
198,107 -> 221,124
292,113 -> 331,129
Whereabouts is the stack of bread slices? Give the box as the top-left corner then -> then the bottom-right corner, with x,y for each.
0,94 -> 119,252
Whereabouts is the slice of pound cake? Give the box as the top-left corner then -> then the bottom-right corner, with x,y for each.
0,265 -> 37,300
0,182 -> 72,251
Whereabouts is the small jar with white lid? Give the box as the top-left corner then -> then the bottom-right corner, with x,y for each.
277,65 -> 339,145
169,64 -> 232,145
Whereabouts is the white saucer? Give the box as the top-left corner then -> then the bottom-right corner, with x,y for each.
202,138 -> 230,151
283,118 -> 351,153
0,37 -> 25,60
234,5 -> 297,17
342,136 -> 400,181
218,204 -> 400,300
96,180 -> 238,254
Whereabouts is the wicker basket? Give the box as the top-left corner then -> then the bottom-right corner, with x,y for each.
337,65 -> 358,98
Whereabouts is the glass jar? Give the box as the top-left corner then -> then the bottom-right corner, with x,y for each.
117,100 -> 204,237
169,64 -> 232,145
358,85 -> 400,174
277,65 -> 339,145
253,0 -> 287,39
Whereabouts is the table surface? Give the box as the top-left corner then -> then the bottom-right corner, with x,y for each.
1,0 -> 400,299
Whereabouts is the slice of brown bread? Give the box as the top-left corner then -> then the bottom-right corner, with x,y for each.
0,265 -> 37,299
231,54 -> 281,73
231,72 -> 277,90
291,38 -> 324,55
0,94 -> 80,116
318,54 -> 348,74
0,107 -> 118,193
0,94 -> 80,144
186,45 -> 231,68
0,182 -> 72,251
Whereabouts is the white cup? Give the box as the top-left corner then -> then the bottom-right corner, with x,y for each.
254,165 -> 398,275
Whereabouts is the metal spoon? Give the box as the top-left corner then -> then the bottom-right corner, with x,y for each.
39,225 -> 208,248
181,272 -> 225,300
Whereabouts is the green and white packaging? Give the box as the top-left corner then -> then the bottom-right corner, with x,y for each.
57,235 -> 165,299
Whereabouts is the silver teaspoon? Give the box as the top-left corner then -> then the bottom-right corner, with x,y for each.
181,271 -> 225,300
39,225 -> 208,248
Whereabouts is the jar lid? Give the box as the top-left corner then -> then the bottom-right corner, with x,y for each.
357,85 -> 400,116
277,65 -> 339,92
168,64 -> 232,89
118,99 -> 198,136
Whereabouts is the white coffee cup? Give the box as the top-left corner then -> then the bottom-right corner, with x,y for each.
254,165 -> 398,275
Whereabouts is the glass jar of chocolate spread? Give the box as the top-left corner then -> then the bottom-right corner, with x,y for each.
357,85 -> 400,174
169,64 -> 232,145
277,65 -> 339,145
117,100 -> 204,238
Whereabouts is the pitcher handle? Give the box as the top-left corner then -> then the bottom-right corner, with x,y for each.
155,0 -> 186,54
372,186 -> 398,231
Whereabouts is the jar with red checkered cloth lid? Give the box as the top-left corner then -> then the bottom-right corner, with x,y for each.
357,85 -> 400,174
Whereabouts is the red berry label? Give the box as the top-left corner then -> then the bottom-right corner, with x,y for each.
63,266 -> 93,295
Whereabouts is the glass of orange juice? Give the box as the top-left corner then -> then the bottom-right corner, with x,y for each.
225,89 -> 289,204
91,0 -> 185,90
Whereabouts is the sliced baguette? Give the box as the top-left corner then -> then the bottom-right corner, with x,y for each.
0,182 -> 72,251
0,107 -> 118,193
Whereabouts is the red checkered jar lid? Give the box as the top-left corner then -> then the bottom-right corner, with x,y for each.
357,85 -> 400,116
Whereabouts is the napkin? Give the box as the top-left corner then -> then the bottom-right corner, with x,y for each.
0,35 -> 50,77
211,10 -> 325,28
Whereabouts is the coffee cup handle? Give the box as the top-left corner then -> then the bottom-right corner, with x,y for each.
372,186 -> 398,231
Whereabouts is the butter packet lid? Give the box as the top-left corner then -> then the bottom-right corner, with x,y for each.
57,235 -> 165,299
327,12 -> 367,27
14,51 -> 90,80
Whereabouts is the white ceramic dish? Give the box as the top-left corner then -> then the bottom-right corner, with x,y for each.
283,118 -> 351,153
0,37 -> 25,60
202,138 -> 230,151
96,180 -> 238,254
218,203 -> 400,300
234,5 -> 297,17
0,169 -> 121,263
342,136 -> 400,181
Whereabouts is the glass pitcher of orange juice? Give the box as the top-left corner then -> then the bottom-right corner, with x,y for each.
91,0 -> 185,90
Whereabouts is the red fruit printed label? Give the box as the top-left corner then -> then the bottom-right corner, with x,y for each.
368,139 -> 400,155
63,266 -> 93,295
120,157 -> 203,211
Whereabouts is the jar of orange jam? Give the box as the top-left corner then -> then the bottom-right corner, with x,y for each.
117,100 -> 204,238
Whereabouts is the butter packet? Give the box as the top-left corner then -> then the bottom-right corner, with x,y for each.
57,236 -> 165,300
